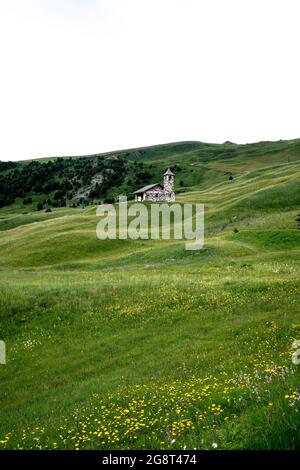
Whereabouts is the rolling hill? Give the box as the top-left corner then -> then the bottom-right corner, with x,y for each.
0,139 -> 300,450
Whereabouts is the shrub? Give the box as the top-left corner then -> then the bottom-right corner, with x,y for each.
103,197 -> 115,204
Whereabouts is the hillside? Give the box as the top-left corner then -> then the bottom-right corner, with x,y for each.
0,139 -> 300,450
1,138 -> 300,213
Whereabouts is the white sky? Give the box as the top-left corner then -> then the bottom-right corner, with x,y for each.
0,0 -> 300,161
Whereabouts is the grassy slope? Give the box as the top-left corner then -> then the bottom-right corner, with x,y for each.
0,139 -> 300,450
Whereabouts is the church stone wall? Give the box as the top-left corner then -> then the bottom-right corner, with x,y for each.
144,188 -> 175,202
144,186 -> 165,201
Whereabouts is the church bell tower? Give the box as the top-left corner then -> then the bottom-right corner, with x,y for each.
163,168 -> 175,201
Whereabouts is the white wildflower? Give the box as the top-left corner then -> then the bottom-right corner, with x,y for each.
292,350 -> 300,365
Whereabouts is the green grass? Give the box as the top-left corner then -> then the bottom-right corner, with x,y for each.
0,139 -> 300,450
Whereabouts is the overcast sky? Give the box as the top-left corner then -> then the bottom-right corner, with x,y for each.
0,0 -> 299,161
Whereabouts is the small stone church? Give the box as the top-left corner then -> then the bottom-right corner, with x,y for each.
133,168 -> 175,202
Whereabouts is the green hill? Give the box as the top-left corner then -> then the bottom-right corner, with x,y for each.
0,139 -> 300,450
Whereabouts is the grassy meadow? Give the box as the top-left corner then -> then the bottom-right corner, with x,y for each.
1,139 -> 300,449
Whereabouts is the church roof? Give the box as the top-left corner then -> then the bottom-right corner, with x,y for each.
133,183 -> 163,194
164,168 -> 174,176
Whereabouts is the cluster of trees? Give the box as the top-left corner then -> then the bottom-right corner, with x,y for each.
0,159 -> 73,207
0,161 -> 17,172
0,155 -> 156,210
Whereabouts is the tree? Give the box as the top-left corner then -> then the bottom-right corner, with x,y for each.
53,190 -> 65,201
